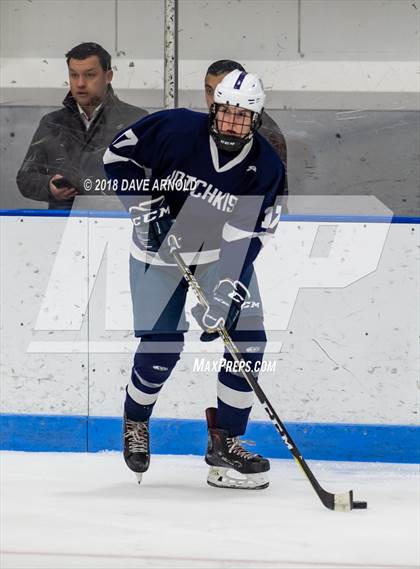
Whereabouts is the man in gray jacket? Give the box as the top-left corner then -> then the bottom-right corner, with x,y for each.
17,42 -> 147,210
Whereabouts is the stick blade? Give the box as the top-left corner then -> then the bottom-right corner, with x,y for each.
333,490 -> 368,511
320,488 -> 359,511
334,490 -> 354,512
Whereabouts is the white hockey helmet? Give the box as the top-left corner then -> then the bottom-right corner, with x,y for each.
214,70 -> 265,114
209,70 -> 265,152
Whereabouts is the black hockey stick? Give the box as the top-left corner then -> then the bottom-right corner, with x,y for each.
171,248 -> 367,512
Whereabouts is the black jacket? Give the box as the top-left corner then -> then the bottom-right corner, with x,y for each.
16,86 -> 147,209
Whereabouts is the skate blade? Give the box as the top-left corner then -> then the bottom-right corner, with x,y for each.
135,472 -> 143,484
207,466 -> 269,490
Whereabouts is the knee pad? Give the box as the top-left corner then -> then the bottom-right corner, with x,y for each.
134,333 -> 184,384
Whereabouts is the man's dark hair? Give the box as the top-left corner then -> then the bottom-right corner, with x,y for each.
65,42 -> 112,71
206,59 -> 245,76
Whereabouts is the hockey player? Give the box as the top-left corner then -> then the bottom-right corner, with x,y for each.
204,59 -> 288,182
103,70 -> 285,490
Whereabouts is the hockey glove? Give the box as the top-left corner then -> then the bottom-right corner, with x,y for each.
129,196 -> 181,260
192,279 -> 250,342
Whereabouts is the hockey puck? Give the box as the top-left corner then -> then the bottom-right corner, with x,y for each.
353,501 -> 368,509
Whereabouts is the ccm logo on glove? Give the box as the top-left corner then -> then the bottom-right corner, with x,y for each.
129,196 -> 170,225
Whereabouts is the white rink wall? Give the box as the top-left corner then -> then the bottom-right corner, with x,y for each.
1,0 -> 418,110
1,213 -> 418,426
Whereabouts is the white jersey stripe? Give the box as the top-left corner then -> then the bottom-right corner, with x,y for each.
103,147 -> 145,171
209,136 -> 253,173
130,240 -> 220,266
222,222 -> 261,242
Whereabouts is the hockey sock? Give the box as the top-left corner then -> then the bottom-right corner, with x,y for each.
125,333 -> 184,422
216,323 -> 266,436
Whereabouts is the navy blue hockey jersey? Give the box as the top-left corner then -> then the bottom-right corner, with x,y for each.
103,108 -> 284,282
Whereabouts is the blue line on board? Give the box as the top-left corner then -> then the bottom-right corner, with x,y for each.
1,414 -> 418,463
0,209 -> 127,218
0,210 -> 419,224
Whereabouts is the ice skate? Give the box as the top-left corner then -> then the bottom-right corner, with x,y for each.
204,408 -> 270,490
123,415 -> 150,484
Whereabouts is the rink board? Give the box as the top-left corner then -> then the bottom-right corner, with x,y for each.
0,209 -> 418,463
0,413 -> 418,463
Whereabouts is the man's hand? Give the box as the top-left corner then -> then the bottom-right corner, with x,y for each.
192,279 -> 250,342
49,175 -> 78,201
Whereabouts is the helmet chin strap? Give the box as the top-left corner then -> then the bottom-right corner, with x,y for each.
208,104 -> 262,153
212,131 -> 250,153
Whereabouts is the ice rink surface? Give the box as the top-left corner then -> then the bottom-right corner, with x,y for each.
1,452 -> 418,569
